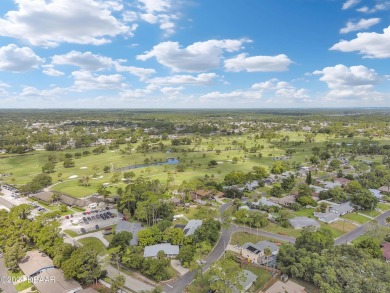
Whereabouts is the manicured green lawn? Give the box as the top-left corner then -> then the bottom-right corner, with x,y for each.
342,213 -> 370,224
15,280 -> 32,292
294,208 -> 315,218
378,203 -> 390,212
64,229 -> 78,237
77,237 -> 107,256
359,209 -> 381,217
230,232 -> 285,246
260,223 -> 302,238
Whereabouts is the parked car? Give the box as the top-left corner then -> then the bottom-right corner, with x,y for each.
95,225 -> 99,230
65,215 -> 69,219
103,230 -> 112,235
105,227 -> 112,230
105,207 -> 109,210
80,228 -> 86,233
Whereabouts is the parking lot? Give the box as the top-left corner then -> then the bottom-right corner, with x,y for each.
60,207 -> 123,235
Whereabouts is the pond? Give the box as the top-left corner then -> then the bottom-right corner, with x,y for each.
116,157 -> 180,171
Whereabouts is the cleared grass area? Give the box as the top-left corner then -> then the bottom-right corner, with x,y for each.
342,213 -> 370,224
294,208 -> 315,218
359,209 -> 381,217
15,280 -> 32,292
64,229 -> 78,237
77,237 -> 107,256
378,203 -> 390,211
230,232 -> 285,246
260,223 -> 302,238
327,220 -> 356,234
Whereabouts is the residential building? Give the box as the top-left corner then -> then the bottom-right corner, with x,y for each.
265,280 -> 306,293
18,250 -> 82,293
144,243 -> 179,258
183,219 -> 203,236
289,217 -> 320,229
241,240 -> 279,264
116,221 -> 144,245
314,212 -> 339,223
381,242 -> 390,263
329,202 -> 354,215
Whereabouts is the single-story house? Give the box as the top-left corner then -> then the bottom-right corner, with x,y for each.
379,186 -> 390,193
241,240 -> 279,264
310,185 -> 327,196
334,178 -> 351,187
237,270 -> 257,292
214,191 -> 225,198
288,217 -> 320,229
183,219 -> 203,236
143,243 -> 179,258
190,189 -> 212,201
314,212 -> 339,224
369,189 -> 383,199
18,250 -> 82,293
244,180 -> 259,191
381,242 -> 390,263
269,195 -> 296,207
322,181 -> 342,189
250,198 -> 281,208
171,197 -> 183,206
329,202 -> 354,215
265,280 -> 306,293
116,221 -> 144,245
31,191 -> 56,204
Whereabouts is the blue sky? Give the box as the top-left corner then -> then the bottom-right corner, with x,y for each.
0,0 -> 389,108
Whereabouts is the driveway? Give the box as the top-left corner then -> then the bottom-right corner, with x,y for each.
0,197 -> 14,209
106,264 -> 154,293
0,258 -> 17,293
74,231 -> 110,247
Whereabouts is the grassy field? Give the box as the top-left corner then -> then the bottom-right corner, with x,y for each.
342,213 -> 370,224
378,203 -> 390,212
359,209 -> 381,217
77,237 -> 107,256
1,132 -> 371,198
230,232 -> 285,246
64,229 -> 78,237
294,208 -> 316,218
15,280 -> 32,292
260,223 -> 303,238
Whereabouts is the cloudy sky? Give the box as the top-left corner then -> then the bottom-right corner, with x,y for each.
0,0 -> 389,108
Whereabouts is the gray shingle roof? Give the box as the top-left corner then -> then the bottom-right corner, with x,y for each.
330,202 -> 354,215
116,221 -> 144,245
143,243 -> 179,258
288,216 -> 320,229
183,219 -> 203,236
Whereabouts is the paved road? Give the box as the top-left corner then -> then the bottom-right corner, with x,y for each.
0,258 -> 17,293
335,209 -> 390,245
106,264 -> 155,293
0,197 -> 14,209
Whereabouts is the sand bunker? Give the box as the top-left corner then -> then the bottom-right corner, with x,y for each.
68,175 -> 78,179
80,167 -> 88,169
217,161 -> 224,164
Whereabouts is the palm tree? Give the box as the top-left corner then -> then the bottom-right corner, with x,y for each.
385,217 -> 390,227
263,247 -> 272,270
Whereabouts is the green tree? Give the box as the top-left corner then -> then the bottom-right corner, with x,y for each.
208,257 -> 245,293
295,227 -> 333,254
111,274 -> 125,292
108,231 -> 133,252
355,238 -> 382,258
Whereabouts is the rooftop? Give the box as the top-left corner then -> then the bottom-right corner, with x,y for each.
288,217 -> 320,229
265,280 -> 306,293
31,269 -> 82,293
183,219 -> 203,236
19,251 -> 54,277
116,221 -> 144,245
143,243 -> 179,258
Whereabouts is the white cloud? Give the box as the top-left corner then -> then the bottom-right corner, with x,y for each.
342,0 -> 361,10
147,73 -> 218,85
160,86 -> 184,96
357,1 -> 390,13
138,0 -> 179,35
115,65 -> 156,80
42,65 -> 65,76
340,18 -> 380,34
0,44 -> 43,72
0,81 -> 11,96
331,26 -> 390,58
71,71 -> 126,91
137,39 -> 249,72
52,51 -> 114,71
200,79 -> 309,104
224,53 -> 293,72
0,0 -> 132,47
313,64 -> 385,101
20,86 -> 67,97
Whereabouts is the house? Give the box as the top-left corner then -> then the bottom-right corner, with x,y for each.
18,250 -> 82,293
190,189 -> 212,201
379,186 -> 390,194
334,178 -> 351,187
310,185 -> 327,196
288,217 -> 320,229
116,221 -> 144,245
269,195 -> 296,207
241,240 -> 279,264
171,197 -> 183,206
249,198 -> 281,208
314,212 -> 339,224
143,243 -> 179,258
323,181 -> 341,189
214,191 -> 225,198
265,280 -> 306,293
238,270 -> 257,292
183,219 -> 202,236
369,189 -> 383,200
380,242 -> 390,263
329,202 -> 354,215
244,180 -> 259,191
